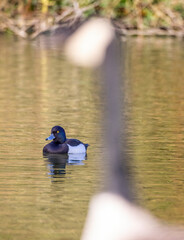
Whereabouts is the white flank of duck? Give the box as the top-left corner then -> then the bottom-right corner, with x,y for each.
67,143 -> 86,154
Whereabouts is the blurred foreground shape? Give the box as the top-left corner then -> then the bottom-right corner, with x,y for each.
65,18 -> 184,240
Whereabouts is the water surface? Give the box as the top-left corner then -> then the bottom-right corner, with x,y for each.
0,35 -> 183,240
0,35 -> 100,240
126,37 -> 184,223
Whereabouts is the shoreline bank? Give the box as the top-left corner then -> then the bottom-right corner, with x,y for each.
1,17 -> 184,39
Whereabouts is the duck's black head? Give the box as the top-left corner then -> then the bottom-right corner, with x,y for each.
46,126 -> 66,144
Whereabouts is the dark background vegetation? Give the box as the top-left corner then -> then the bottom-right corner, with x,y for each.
0,0 -> 184,38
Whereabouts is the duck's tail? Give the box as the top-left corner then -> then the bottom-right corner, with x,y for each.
85,143 -> 89,149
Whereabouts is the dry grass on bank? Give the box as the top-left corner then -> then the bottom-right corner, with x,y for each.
0,0 -> 184,38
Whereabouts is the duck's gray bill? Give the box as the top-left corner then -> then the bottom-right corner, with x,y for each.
45,133 -> 55,141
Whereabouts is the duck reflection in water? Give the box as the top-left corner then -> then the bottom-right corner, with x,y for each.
43,152 -> 87,178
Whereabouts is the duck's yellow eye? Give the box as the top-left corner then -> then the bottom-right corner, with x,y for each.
57,131 -> 59,133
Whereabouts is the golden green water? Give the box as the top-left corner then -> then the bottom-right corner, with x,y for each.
0,35 -> 183,239
0,35 -> 100,240
127,37 -> 184,224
